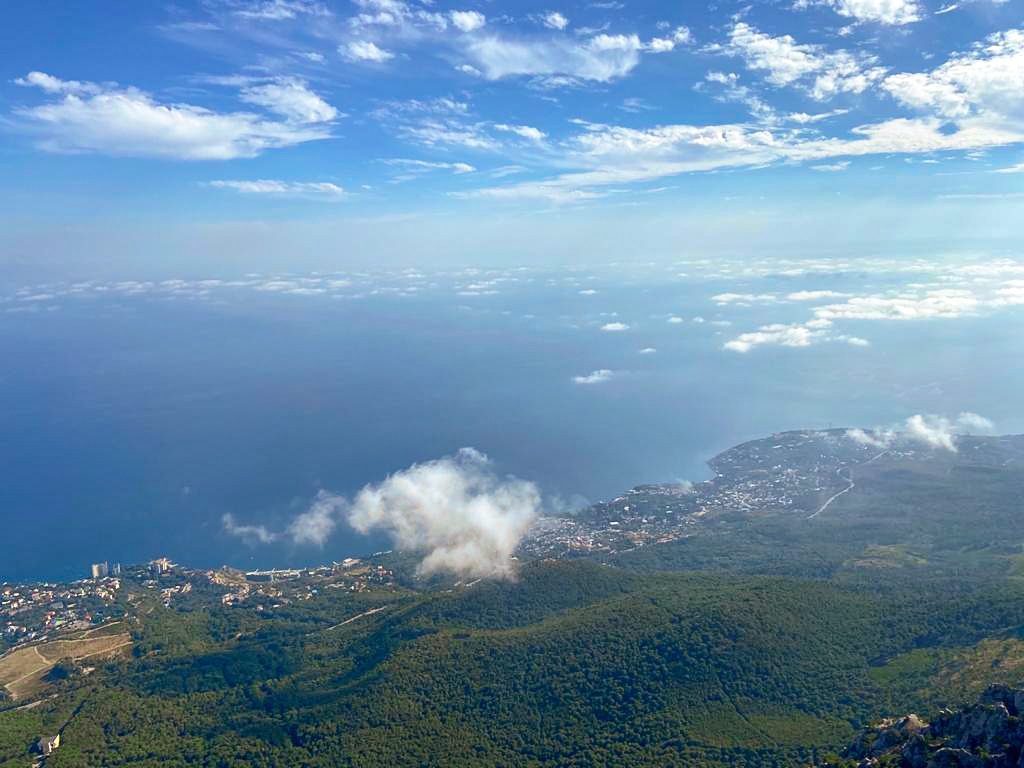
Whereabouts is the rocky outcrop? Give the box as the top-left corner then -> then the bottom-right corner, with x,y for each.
818,685 -> 1024,768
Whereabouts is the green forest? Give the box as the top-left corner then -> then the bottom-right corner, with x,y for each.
6,441 -> 1024,767
5,559 -> 1024,768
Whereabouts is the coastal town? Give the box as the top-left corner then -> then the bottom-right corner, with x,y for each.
519,429 -> 865,557
518,428 -> 1003,558
6,429 -> 1017,657
2,556 -> 396,656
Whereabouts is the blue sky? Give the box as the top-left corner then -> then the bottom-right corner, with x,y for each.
1,0 -> 1022,275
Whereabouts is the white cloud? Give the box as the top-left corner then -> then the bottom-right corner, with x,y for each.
839,334 -> 871,346
787,109 -> 850,123
957,411 -> 995,432
459,107 -> 1024,202
881,29 -> 1024,122
542,11 -> 569,30
667,315 -> 684,323
346,447 -> 540,578
811,160 -> 851,171
384,158 -> 477,178
847,427 -> 893,448
287,491 -> 345,547
463,33 -> 644,82
712,292 -> 778,304
600,321 -> 629,331
813,289 -> 979,320
239,78 -> 338,123
450,9 -> 486,31
801,0 -> 921,25
234,0 -> 331,20
209,179 -> 347,200
222,491 -> 345,547
494,123 -> 547,141
573,368 -> 615,384
699,71 -> 778,122
723,321 -> 827,352
14,71 -> 100,95
398,119 -> 500,150
647,38 -> 675,53
849,412 -> 995,454
647,28 -> 691,52
787,290 -> 850,300
14,72 -> 332,159
716,22 -> 887,100
638,347 -> 657,354
342,40 -> 395,62
905,413 -> 960,451
222,513 -> 279,544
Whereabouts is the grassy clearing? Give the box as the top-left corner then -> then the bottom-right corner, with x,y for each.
0,634 -> 131,701
0,648 -> 50,695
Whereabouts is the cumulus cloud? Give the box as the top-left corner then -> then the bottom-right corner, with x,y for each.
716,22 -> 887,100
787,290 -> 850,300
342,40 -> 395,62
847,412 -> 996,453
541,11 -> 569,30
881,29 -> 1024,123
905,414 -> 960,451
346,448 -> 540,578
720,279 -> 1015,355
647,26 -> 692,53
723,321 -> 825,352
813,289 -> 979,320
600,321 -> 629,331
13,72 -> 333,159
798,0 -> 921,25
573,368 -> 615,384
239,78 -> 338,123
14,71 -> 100,95
287,491 -> 345,546
846,427 -> 893,448
712,292 -> 777,304
450,9 -> 486,31
956,411 -> 996,432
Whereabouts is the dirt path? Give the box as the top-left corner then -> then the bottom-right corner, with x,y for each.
806,448 -> 888,520
807,473 -> 855,519
323,606 -> 388,632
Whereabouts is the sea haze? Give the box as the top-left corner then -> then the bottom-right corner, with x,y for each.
2,259 -> 1023,581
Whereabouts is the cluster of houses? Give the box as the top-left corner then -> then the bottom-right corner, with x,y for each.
2,579 -> 121,649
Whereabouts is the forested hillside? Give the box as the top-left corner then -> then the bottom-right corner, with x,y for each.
6,433 -> 1024,767
4,560 -> 1024,768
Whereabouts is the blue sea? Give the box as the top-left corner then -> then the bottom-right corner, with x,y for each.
3,261 -> 1022,581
